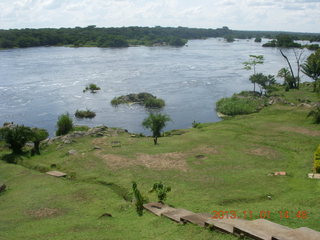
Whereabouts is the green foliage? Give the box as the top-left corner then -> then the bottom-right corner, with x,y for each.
56,113 -> 73,136
224,35 -> 235,42
307,106 -> 320,124
142,113 -> 171,145
243,55 -> 265,92
249,73 -> 276,95
254,37 -> 262,43
75,109 -> 96,119
72,125 -> 90,132
149,182 -> 171,203
314,145 -> 320,173
111,93 -> 165,109
84,84 -> 101,93
30,128 -> 49,155
263,34 -> 302,48
97,35 -> 129,48
0,125 -> 33,154
132,182 -> 146,216
144,98 -> 165,108
192,120 -> 201,128
216,96 -> 265,116
301,49 -> 320,92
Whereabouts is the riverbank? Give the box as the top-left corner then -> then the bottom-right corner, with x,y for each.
1,83 -> 319,239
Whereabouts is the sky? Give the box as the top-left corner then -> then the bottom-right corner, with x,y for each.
0,0 -> 319,33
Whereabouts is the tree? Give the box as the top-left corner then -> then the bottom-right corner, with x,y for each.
277,68 -> 296,90
0,125 -> 33,154
301,49 -> 320,92
249,73 -> 276,96
30,128 -> 49,155
279,49 -> 304,89
243,55 -> 264,92
149,182 -> 171,203
142,113 -> 171,145
132,182 -> 146,216
56,113 -> 73,136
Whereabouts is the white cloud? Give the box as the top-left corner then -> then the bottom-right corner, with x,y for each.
0,0 -> 319,32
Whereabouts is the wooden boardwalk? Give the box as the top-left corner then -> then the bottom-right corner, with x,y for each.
143,202 -> 320,240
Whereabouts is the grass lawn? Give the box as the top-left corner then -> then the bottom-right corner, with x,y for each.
1,85 -> 319,240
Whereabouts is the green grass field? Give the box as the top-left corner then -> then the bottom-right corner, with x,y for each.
1,85 -> 319,240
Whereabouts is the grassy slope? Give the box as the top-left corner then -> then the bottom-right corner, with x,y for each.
1,86 -> 320,240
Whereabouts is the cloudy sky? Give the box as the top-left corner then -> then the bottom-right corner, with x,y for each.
0,0 -> 319,33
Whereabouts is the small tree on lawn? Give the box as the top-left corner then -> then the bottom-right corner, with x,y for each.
142,113 -> 171,145
243,55 -> 264,92
149,182 -> 171,203
56,113 -> 73,136
31,128 -> 49,155
0,125 -> 33,154
132,182 -> 146,216
313,145 -> 320,173
301,49 -> 320,92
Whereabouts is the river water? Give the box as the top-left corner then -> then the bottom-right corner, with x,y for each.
0,38 -> 313,135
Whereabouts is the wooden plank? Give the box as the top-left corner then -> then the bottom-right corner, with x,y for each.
162,208 -> 194,223
143,202 -> 175,216
233,219 -> 291,240
181,213 -> 212,227
272,227 -> 320,240
46,171 -> 67,177
205,218 -> 249,234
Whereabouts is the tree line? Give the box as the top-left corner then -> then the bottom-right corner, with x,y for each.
1,25 -> 320,49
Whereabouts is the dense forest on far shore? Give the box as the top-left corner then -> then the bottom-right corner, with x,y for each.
0,25 -> 320,49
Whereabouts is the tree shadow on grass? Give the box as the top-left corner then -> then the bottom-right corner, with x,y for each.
1,152 -> 29,164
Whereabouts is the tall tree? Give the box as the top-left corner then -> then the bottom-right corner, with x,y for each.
243,55 -> 264,92
142,113 -> 171,145
301,49 -> 320,92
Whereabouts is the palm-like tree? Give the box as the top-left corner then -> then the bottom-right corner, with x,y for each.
142,113 -> 171,145
301,49 -> 320,92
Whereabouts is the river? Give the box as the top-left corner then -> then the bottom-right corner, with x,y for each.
0,38 -> 313,135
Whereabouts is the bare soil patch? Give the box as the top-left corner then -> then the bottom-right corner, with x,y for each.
96,145 -> 220,171
247,147 -> 278,159
278,126 -> 320,137
27,208 -> 62,219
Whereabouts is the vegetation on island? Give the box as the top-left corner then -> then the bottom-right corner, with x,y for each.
83,83 -> 101,93
111,93 -> 165,109
75,109 -> 96,119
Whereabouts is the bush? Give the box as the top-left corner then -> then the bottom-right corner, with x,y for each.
30,128 -> 49,155
56,113 -> 73,136
75,109 -> 96,119
149,182 -> 171,203
307,106 -> 320,124
192,121 -> 201,128
0,125 -> 33,154
132,182 -> 146,216
314,145 -> 320,173
83,83 -> 101,93
216,96 -> 265,116
144,98 -> 165,108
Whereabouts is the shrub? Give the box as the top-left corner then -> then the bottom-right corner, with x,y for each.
75,109 -> 96,119
216,96 -> 264,116
83,83 -> 101,93
0,125 -> 33,154
149,182 -> 171,203
56,113 -> 73,136
144,98 -> 165,108
307,106 -> 320,124
142,113 -> 171,145
314,145 -> 320,173
192,120 -> 201,128
132,182 -> 146,216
